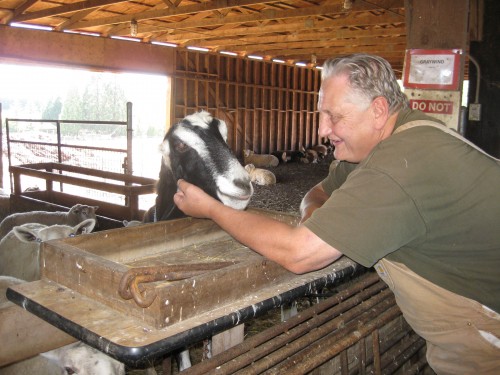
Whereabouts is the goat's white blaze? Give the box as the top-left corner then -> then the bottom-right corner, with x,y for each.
159,127 -> 209,170
184,111 -> 211,129
174,127 -> 212,160
184,110 -> 228,141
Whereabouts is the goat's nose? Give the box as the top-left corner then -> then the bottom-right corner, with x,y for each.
235,178 -> 254,196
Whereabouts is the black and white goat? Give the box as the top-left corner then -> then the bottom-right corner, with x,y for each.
144,111 -> 253,223
142,111 -> 254,370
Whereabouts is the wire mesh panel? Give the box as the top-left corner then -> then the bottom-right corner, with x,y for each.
5,104 -> 135,207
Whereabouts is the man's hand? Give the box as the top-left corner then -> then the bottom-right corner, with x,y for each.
174,179 -> 220,219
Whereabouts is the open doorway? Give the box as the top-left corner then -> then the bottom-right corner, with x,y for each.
0,63 -> 170,209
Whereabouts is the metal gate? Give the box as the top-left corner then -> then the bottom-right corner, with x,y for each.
5,102 -> 133,193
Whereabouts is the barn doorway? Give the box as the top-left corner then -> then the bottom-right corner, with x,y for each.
0,63 -> 170,210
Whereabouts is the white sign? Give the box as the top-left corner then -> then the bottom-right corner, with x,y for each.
408,54 -> 455,86
404,89 -> 462,130
403,49 -> 461,90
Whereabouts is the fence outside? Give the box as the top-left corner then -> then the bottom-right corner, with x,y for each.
4,103 -> 139,208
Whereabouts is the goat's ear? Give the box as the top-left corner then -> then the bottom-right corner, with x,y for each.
159,139 -> 170,156
12,226 -> 40,243
217,118 -> 228,142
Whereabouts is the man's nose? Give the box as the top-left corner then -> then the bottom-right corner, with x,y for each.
318,117 -> 331,138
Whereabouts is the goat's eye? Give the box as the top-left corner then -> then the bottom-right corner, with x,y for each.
174,141 -> 188,153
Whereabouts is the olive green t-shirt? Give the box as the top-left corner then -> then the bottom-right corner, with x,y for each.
304,109 -> 500,312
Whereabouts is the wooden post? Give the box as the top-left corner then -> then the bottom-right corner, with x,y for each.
404,0 -> 470,130
211,325 -> 245,357
405,0 -> 469,50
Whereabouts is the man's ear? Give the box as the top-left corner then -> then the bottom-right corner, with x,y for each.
371,96 -> 390,129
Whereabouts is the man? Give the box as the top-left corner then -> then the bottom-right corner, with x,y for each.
174,54 -> 500,374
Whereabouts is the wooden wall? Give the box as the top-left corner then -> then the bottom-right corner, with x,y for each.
172,50 -> 321,158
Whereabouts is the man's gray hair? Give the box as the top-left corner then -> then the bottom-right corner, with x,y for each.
321,54 -> 409,114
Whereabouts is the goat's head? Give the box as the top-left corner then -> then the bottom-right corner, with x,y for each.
154,111 -> 253,221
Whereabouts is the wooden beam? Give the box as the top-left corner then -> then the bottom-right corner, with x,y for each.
190,26 -> 406,49
0,25 -> 175,75
70,0 -> 285,29
12,0 -> 128,22
68,0 -> 404,31
148,11 -> 405,43
204,35 -> 407,53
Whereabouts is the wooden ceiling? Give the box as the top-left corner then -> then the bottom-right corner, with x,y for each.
0,0 -> 407,72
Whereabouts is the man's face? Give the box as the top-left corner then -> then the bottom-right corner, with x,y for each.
317,74 -> 379,163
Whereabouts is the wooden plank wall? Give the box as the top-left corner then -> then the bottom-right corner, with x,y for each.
172,50 -> 321,159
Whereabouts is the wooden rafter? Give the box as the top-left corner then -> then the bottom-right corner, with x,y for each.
0,0 -> 408,67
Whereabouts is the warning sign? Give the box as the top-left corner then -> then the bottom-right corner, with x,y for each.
410,99 -> 453,115
404,89 -> 461,130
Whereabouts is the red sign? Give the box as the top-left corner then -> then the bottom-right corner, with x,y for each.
410,99 -> 453,115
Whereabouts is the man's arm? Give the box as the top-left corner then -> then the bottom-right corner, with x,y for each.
299,182 -> 329,224
174,179 -> 342,274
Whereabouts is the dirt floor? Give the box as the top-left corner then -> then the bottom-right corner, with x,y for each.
127,156 -> 335,374
246,155 -> 333,215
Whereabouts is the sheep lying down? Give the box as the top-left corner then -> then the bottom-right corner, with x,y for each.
245,164 -> 277,186
243,149 -> 279,168
0,204 -> 98,239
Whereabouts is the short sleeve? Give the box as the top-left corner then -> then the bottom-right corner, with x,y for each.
305,168 -> 426,267
321,160 -> 358,195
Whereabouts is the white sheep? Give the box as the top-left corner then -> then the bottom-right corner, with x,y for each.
0,204 -> 98,239
41,342 -> 125,375
243,149 -> 279,168
0,347 -> 125,375
0,340 -> 125,375
244,164 -> 277,186
0,219 -> 96,282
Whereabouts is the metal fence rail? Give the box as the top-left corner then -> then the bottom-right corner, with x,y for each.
183,272 -> 432,375
5,103 -> 133,197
